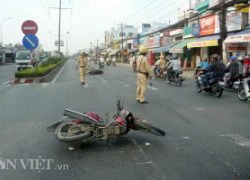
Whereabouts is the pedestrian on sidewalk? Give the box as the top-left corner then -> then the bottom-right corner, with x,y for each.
136,46 -> 152,104
76,52 -> 88,85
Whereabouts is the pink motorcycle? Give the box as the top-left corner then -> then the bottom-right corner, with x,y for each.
47,100 -> 165,143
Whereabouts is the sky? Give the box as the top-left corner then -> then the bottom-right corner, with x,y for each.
0,0 -> 190,54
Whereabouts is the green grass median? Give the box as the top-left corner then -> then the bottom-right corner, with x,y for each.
15,57 -> 65,78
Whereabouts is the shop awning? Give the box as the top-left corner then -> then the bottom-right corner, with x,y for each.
109,49 -> 121,56
224,28 -> 250,43
152,41 -> 180,53
187,35 -> 220,48
169,38 -> 196,53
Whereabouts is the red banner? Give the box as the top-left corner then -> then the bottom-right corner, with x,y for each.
200,15 -> 216,36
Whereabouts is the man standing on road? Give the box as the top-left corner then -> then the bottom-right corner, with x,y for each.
76,52 -> 88,85
136,46 -> 152,104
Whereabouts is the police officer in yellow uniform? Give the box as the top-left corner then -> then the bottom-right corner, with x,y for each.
159,54 -> 166,71
76,52 -> 88,85
136,46 -> 152,104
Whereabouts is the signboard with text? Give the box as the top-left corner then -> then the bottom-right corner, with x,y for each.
227,11 -> 242,32
199,15 -> 220,36
147,34 -> 160,48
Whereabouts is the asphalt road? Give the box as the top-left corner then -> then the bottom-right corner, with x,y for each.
0,60 -> 250,180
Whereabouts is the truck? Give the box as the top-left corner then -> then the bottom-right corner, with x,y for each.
15,50 -> 40,71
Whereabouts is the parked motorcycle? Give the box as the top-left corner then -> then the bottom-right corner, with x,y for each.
167,69 -> 183,86
237,77 -> 250,101
47,100 -> 166,143
196,71 -> 223,97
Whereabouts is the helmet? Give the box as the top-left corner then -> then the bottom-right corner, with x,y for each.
230,56 -> 237,61
139,46 -> 147,54
237,56 -> 243,61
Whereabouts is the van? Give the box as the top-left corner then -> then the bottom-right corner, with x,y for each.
15,51 -> 33,71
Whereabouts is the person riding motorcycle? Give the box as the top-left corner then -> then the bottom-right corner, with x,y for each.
167,55 -> 181,79
224,56 -> 239,87
201,54 -> 225,89
154,55 -> 166,77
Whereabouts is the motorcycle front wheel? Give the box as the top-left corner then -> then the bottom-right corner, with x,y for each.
196,81 -> 202,93
214,84 -> 223,98
134,120 -> 165,136
237,84 -> 248,101
176,77 -> 182,87
55,121 -> 92,142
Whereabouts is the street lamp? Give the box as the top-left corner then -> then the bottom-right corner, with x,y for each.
0,17 -> 11,46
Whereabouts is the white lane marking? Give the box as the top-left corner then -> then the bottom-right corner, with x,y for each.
51,64 -> 65,84
3,81 -> 10,85
68,147 -> 75,151
147,85 -> 158,90
181,136 -> 191,139
118,81 -> 131,88
192,107 -> 206,111
42,83 -> 50,88
220,134 -> 250,147
136,161 -> 154,165
97,76 -> 108,83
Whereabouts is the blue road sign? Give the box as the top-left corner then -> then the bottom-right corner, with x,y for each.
22,34 -> 39,51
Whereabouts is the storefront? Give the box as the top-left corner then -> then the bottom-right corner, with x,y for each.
224,28 -> 250,62
169,38 -> 197,67
187,35 -> 221,66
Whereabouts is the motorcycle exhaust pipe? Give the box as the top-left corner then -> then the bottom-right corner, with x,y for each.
64,109 -> 99,125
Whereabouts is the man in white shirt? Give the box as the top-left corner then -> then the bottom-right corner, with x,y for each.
168,56 -> 181,71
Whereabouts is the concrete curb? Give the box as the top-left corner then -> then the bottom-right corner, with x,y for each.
12,62 -> 65,84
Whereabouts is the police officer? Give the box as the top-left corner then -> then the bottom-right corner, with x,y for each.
76,52 -> 88,85
136,46 -> 152,104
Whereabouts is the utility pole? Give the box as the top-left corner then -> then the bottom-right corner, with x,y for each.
49,1 -> 71,55
189,0 -> 192,10
58,0 -> 62,54
219,0 -> 227,60
121,22 -> 124,63
96,40 -> 98,60
220,0 -> 227,41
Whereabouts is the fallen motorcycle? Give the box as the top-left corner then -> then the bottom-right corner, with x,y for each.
47,100 -> 166,143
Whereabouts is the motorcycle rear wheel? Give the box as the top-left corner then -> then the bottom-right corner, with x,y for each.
55,121 -> 92,142
214,85 -> 223,98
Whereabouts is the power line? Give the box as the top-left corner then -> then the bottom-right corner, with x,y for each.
123,0 -> 162,22
133,0 -> 180,25
124,0 -> 169,24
